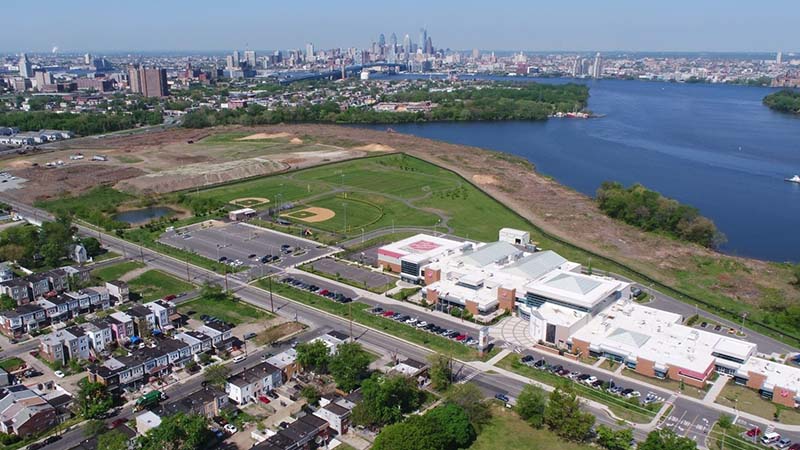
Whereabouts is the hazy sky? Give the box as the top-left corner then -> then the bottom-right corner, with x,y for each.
2,0 -> 797,53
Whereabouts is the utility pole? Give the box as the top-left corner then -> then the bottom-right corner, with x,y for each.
185,254 -> 190,282
269,276 -> 274,313
139,245 -> 145,264
224,268 -> 229,293
349,301 -> 353,340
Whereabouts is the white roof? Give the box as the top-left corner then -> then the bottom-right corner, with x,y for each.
572,300 -> 754,376
230,207 -> 256,215
525,270 -> 626,310
738,357 -> 800,394
532,302 -> 587,328
378,234 -> 465,264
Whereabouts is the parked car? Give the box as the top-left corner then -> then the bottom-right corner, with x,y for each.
243,332 -> 257,340
233,355 -> 247,363
624,390 -> 641,399
776,438 -> 792,449
371,307 -> 384,314
521,355 -> 535,364
224,424 -> 238,434
761,432 -> 781,445
54,370 -> 65,378
583,376 -> 598,385
494,393 -> 510,403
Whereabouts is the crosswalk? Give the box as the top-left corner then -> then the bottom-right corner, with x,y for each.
658,405 -> 711,444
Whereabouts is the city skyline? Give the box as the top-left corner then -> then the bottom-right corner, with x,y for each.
1,0 -> 798,53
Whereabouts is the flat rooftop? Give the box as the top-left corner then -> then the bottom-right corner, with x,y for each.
738,357 -> 800,394
525,270 -> 627,311
378,234 -> 465,264
571,300 -> 756,376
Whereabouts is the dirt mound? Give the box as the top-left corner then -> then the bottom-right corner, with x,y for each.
237,132 -> 292,141
115,158 -> 287,194
354,143 -> 395,152
284,207 -> 336,223
472,174 -> 499,185
290,137 -> 304,144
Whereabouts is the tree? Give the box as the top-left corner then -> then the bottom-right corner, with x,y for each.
203,364 -> 230,388
84,419 -> 108,437
428,354 -> 453,392
543,384 -> 595,441
792,264 -> 800,286
351,373 -> 424,428
76,379 -> 113,419
97,429 -> 130,450
372,403 -> 476,450
596,425 -> 633,450
0,294 -> 16,311
717,413 -> 734,430
301,385 -> 321,406
80,237 -> 103,257
515,384 -> 547,428
295,340 -> 331,374
138,413 -> 213,450
443,383 -> 492,432
328,342 -> 371,392
200,282 -> 229,301
638,428 -> 697,450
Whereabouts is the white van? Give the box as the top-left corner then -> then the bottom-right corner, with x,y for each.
761,432 -> 781,445
233,355 -> 247,363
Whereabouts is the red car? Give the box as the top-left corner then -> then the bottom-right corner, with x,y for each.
163,294 -> 176,301
258,396 -> 271,405
455,334 -> 467,341
110,418 -> 127,429
382,310 -> 395,317
746,427 -> 761,437
319,289 -> 329,296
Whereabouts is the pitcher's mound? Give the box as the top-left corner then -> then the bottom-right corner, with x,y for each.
230,197 -> 270,207
284,207 -> 335,223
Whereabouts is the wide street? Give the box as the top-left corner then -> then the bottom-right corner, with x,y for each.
5,197 -> 800,449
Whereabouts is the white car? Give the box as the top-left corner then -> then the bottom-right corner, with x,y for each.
54,370 -> 65,378
232,355 -> 247,363
625,390 -> 641,399
583,376 -> 597,385
224,424 -> 238,434
416,321 -> 428,328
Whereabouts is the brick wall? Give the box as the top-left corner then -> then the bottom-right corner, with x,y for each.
380,262 -> 401,273
773,387 -> 797,407
636,358 -> 655,377
424,269 -> 441,285
426,289 -> 439,305
572,338 -> 590,357
465,300 -> 478,316
497,287 -> 516,312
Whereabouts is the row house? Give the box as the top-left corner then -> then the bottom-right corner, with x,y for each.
127,305 -> 156,337
198,321 -> 235,350
108,311 -> 135,344
144,300 -> 176,331
39,326 -> 90,365
0,385 -> 58,437
225,362 -> 283,405
175,330 -> 214,356
82,319 -> 114,353
88,336 -> 194,392
106,280 -> 130,303
0,304 -> 47,338
0,269 -> 70,307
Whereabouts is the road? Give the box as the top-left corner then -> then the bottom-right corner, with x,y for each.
6,198 -> 800,448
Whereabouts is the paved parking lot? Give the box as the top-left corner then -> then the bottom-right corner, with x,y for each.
159,221 -> 333,280
309,258 -> 396,290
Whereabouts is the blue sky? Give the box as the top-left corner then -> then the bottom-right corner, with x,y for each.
2,0 -> 797,53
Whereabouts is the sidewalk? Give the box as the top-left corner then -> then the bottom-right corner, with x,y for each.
703,375 -> 730,403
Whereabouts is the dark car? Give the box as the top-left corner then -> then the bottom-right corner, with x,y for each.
521,355 -> 535,363
248,254 -> 257,259
494,393 -> 510,403
371,307 -> 384,314
534,360 -> 548,369
42,436 -> 62,445
577,373 -> 592,381
26,443 -> 45,450
218,256 -> 228,262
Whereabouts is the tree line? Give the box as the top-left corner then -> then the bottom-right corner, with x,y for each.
596,181 -> 725,248
763,89 -> 800,114
0,110 -> 162,136
181,82 -> 590,128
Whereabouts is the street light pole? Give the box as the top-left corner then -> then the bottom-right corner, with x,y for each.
269,276 -> 274,313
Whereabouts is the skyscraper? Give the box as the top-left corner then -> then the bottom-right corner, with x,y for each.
402,34 -> 411,60
776,51 -> 783,64
390,33 -> 397,50
306,43 -> 315,62
418,28 -> 427,54
425,36 -> 433,55
226,55 -> 236,70
244,50 -> 257,68
592,52 -> 602,78
128,65 -> 169,97
378,33 -> 386,48
232,50 -> 240,65
18,53 -> 32,78
84,53 -> 92,65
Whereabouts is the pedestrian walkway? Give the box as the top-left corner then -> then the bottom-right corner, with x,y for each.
593,357 -> 606,368
486,349 -> 511,366
703,374 -> 730,403
491,316 -> 537,348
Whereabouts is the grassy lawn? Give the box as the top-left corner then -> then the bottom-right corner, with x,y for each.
260,280 -> 492,361
255,321 -> 307,346
127,270 -> 193,302
469,405 -> 594,450
186,173 -> 326,207
92,251 -> 120,262
286,195 -> 383,233
177,295 -> 271,326
716,383 -> 800,425
707,423 -> 768,450
621,368 -> 707,400
497,354 -> 657,424
91,260 -> 145,282
0,357 -> 24,372
35,185 -> 133,230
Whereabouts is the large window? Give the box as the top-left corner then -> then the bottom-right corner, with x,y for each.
400,260 -> 420,277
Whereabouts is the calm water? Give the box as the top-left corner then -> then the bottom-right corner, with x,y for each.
363,77 -> 800,262
113,206 -> 175,224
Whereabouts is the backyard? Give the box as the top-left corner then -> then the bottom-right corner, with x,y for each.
469,405 -> 594,450
91,260 -> 145,282
127,270 -> 194,302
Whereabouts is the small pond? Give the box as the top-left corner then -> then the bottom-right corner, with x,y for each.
113,206 -> 176,224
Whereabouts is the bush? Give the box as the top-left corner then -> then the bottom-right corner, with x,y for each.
685,314 -> 699,327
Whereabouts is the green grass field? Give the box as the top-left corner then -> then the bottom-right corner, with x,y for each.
184,174 -> 324,207
0,357 -> 24,372
716,383 -> 800,425
469,405 -> 594,450
177,295 -> 271,325
287,195 -> 382,233
91,260 -> 145,282
127,270 -> 193,302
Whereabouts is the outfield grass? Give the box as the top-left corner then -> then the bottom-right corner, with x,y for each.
127,270 -> 193,302
288,195 -> 382,233
259,280 -> 492,361
497,354 -> 657,424
177,295 -> 271,325
469,405 -> 594,450
91,260 -> 145,282
185,174 -> 326,207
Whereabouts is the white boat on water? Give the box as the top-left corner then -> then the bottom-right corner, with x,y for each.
786,175 -> 800,184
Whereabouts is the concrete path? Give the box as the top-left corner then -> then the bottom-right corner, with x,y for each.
703,375 -> 730,403
486,349 -> 511,366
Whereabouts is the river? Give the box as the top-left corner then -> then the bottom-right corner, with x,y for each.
362,76 -> 800,262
